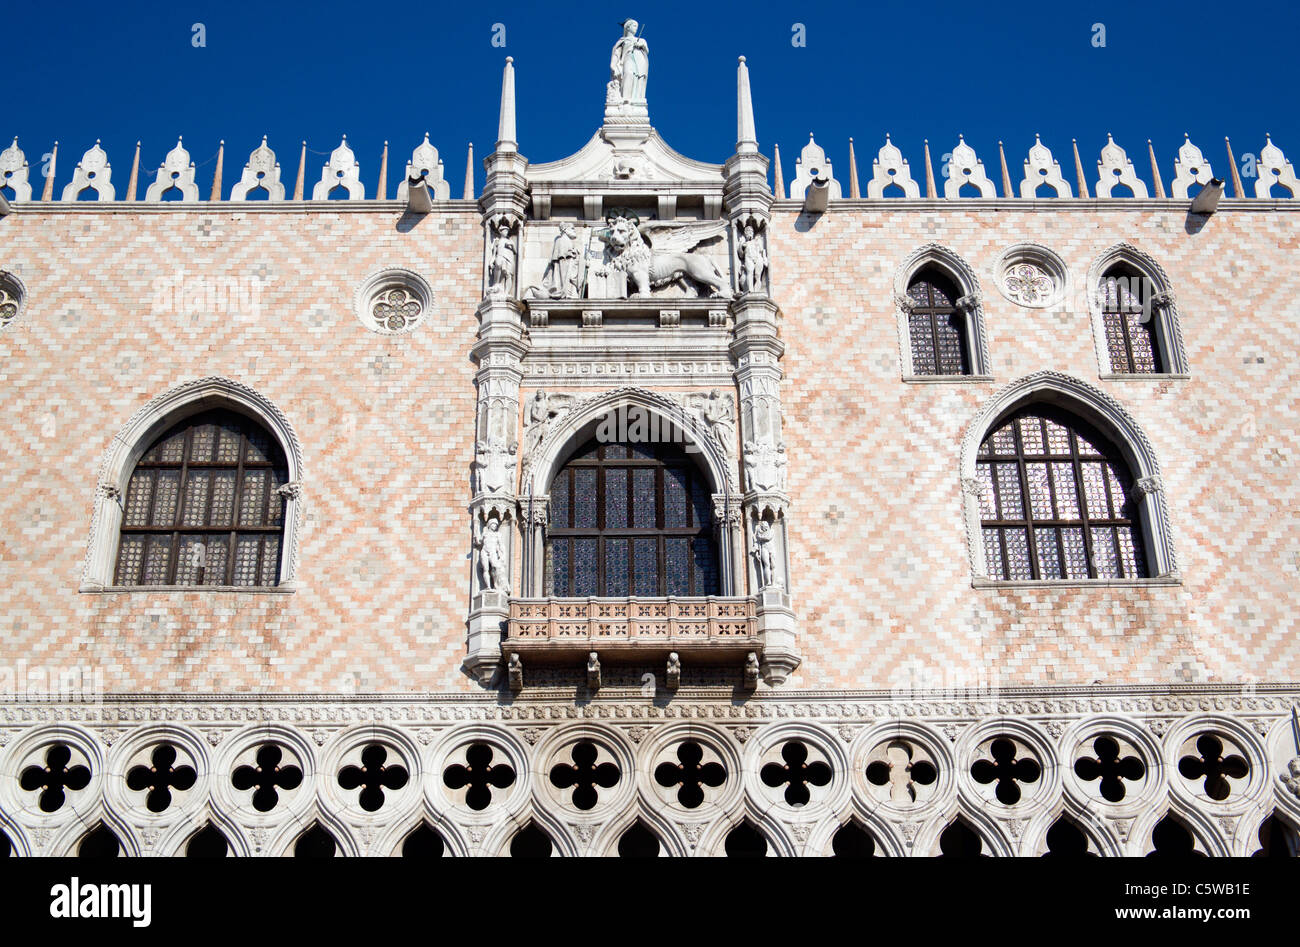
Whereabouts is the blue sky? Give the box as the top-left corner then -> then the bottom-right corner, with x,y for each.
4,0 -> 1296,198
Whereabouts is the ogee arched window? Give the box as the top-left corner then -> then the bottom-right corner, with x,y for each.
977,406 -> 1147,580
546,439 -> 718,597
1100,264 -> 1162,374
906,268 -> 971,376
114,410 -> 288,586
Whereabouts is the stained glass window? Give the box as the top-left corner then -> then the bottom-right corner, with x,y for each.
114,410 -> 288,587
1101,266 -> 1162,374
546,438 -> 719,597
907,269 -> 971,376
977,408 -> 1147,580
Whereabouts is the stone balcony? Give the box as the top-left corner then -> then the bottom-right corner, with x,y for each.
503,595 -> 758,663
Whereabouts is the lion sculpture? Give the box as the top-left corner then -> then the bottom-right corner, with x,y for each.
598,213 -> 732,299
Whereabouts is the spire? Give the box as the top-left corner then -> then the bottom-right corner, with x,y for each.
847,138 -> 860,198
125,141 -> 141,201
1072,138 -> 1090,198
1147,139 -> 1165,198
736,56 -> 757,153
377,140 -> 388,200
209,140 -> 224,201
923,139 -> 936,198
497,57 -> 517,152
41,141 -> 57,201
1222,135 -> 1242,199
463,142 -> 475,199
998,141 -> 1012,197
293,141 -> 306,200
773,142 -> 785,199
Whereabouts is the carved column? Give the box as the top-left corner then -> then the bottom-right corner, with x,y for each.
724,103 -> 799,685
466,62 -> 532,684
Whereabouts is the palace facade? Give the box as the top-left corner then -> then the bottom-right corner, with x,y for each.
1,24 -> 1299,857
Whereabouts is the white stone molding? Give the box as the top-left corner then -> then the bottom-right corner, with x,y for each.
522,386 -> 739,499
993,243 -> 1068,309
943,135 -> 997,198
866,134 -> 920,198
1170,134 -> 1214,199
0,696 -> 1291,856
1019,135 -> 1072,198
0,270 -> 26,331
144,138 -> 201,202
954,718 -> 1062,823
352,265 -> 433,335
229,137 -> 286,201
311,137 -> 365,200
81,376 -> 306,591
788,134 -> 842,201
893,244 -> 992,377
1094,134 -> 1149,198
395,133 -> 450,201
959,370 -> 1179,581
1085,242 -> 1190,377
1255,134 -> 1300,198
1059,714 -> 1167,825
0,137 -> 33,201
60,140 -> 115,201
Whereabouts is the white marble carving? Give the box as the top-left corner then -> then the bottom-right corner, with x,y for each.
230,137 -> 286,201
1170,135 -> 1214,199
994,244 -> 1067,310
0,138 -> 33,201
606,18 -> 649,120
61,140 -> 115,201
743,440 -> 787,492
474,515 -> 510,593
486,216 -> 518,299
789,134 -> 842,201
1095,134 -> 1149,198
311,137 -> 365,200
751,518 -> 778,589
593,212 -> 730,299
1255,135 -> 1299,198
353,266 -> 433,336
525,223 -> 584,300
395,133 -> 449,201
866,134 -> 920,198
1020,135 -> 1072,198
144,138 -> 200,202
944,136 -> 997,198
735,219 -> 768,294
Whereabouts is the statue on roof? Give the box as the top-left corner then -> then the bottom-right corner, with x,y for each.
608,19 -> 649,106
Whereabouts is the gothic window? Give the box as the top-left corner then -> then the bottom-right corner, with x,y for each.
906,269 -> 970,376
1100,265 -> 1162,373
113,410 -> 288,587
546,439 -> 719,597
977,407 -> 1147,581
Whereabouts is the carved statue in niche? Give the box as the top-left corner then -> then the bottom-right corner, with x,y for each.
474,515 -> 509,593
751,519 -> 778,589
736,222 -> 768,294
593,210 -> 731,299
526,223 -> 582,300
742,440 -> 788,492
472,436 -> 517,495
608,19 -> 649,105
487,217 -> 517,298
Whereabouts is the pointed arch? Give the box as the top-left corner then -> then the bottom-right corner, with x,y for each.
81,377 -> 305,591
960,371 -> 1178,581
520,386 -> 743,597
893,244 -> 992,379
1086,243 -> 1189,378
